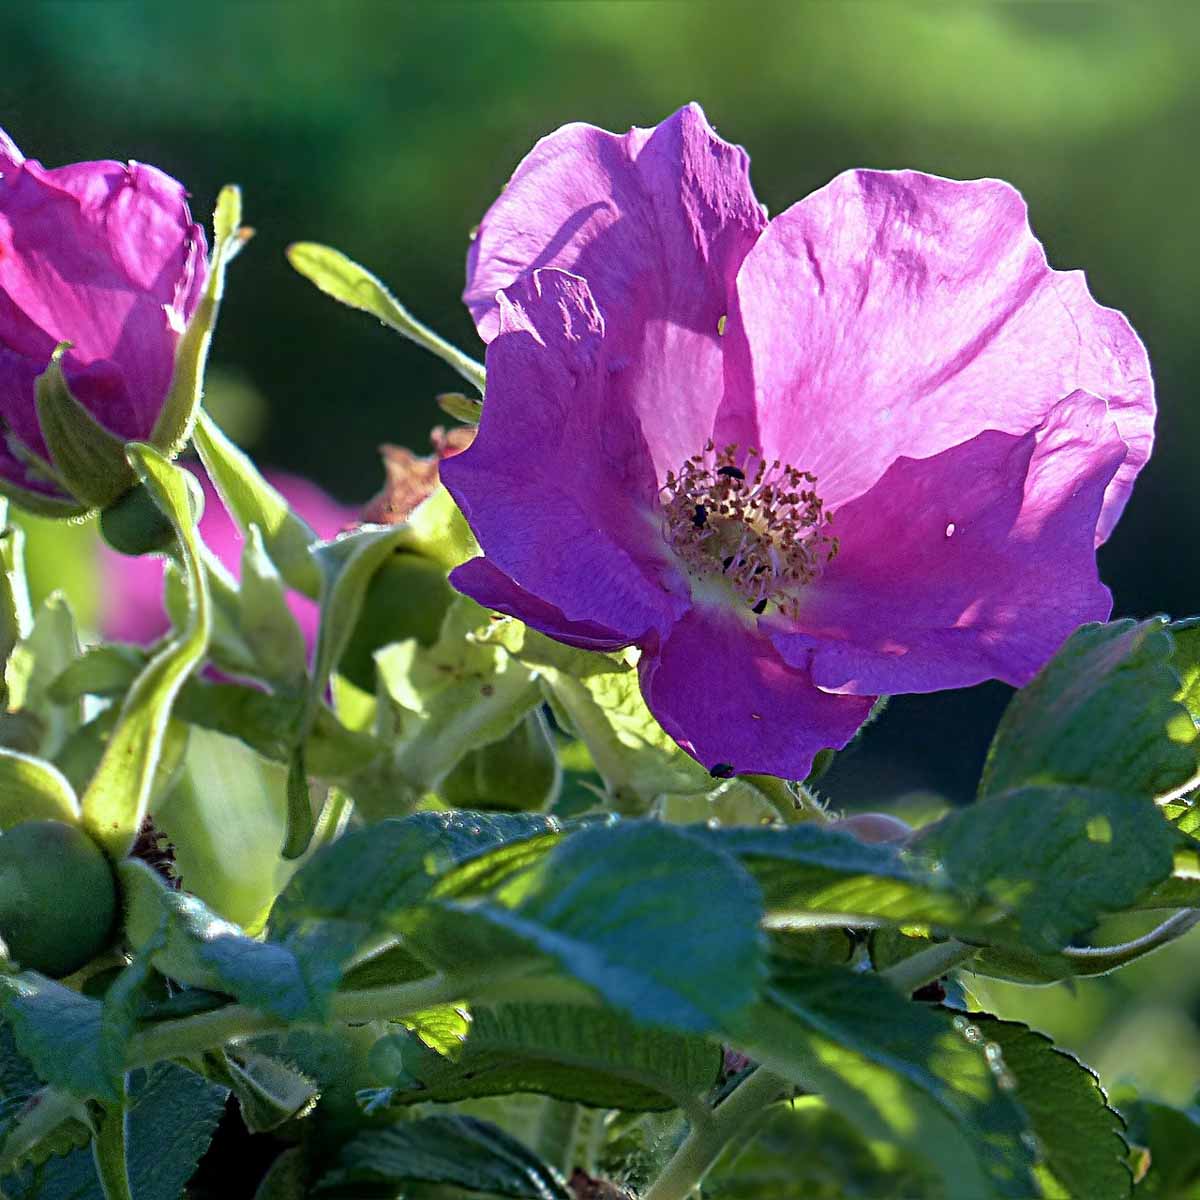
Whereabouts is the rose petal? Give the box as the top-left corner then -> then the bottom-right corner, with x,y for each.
733,169 -> 1153,542
639,603 -> 875,779
451,557 -> 631,652
441,269 -> 687,645
465,104 -> 766,479
772,391 -> 1123,695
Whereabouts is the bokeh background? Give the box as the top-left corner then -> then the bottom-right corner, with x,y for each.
3,1 -> 1199,1102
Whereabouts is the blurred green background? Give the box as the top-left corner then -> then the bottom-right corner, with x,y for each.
3,1 -> 1199,1102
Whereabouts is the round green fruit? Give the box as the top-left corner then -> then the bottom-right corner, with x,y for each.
0,820 -> 118,977
338,550 -> 456,691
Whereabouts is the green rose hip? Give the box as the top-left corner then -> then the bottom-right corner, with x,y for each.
0,820 -> 118,977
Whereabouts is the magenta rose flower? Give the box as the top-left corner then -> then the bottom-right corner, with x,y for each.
441,104 -> 1155,780
0,128 -> 207,509
99,464 -> 354,650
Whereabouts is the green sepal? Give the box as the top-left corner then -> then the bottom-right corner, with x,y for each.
0,748 -> 80,828
34,346 -> 135,510
149,185 -> 248,457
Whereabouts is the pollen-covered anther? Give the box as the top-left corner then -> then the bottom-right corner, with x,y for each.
661,441 -> 838,617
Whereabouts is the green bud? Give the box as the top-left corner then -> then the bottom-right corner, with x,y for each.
99,471 -> 205,557
439,710 -> 561,811
0,819 -> 118,977
337,550 -> 456,691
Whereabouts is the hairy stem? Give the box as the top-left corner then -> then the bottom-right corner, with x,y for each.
643,1067 -> 787,1200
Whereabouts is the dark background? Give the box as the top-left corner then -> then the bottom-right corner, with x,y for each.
3,0 -> 1200,1101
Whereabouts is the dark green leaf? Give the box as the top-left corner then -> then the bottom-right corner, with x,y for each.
409,822 -> 765,1034
981,620 -> 1197,801
917,785 -> 1175,952
366,1003 -> 720,1111
1119,1096 -> 1200,1197
968,1014 -> 1130,1199
317,1115 -> 568,1199
209,1050 -> 318,1133
726,968 -> 1036,1200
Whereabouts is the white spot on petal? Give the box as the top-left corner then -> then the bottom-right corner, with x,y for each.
164,304 -> 186,335
945,522 -> 956,538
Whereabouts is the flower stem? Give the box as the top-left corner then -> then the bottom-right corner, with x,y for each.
643,1067 -> 788,1200
741,774 -> 830,824
880,938 -> 979,995
1062,908 -> 1200,974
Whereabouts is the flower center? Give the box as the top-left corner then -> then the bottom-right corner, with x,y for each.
660,441 -> 838,618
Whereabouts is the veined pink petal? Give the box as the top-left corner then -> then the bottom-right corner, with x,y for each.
772,391 -> 1122,695
441,269 -> 688,645
0,137 -> 207,483
639,604 -> 875,779
733,169 -> 1153,543
465,104 -> 766,479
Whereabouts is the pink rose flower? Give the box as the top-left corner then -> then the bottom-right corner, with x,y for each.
442,104 -> 1154,779
0,129 -> 207,506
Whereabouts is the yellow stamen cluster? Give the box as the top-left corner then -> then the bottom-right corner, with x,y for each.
660,441 -> 838,618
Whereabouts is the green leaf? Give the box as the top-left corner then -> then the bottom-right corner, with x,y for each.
409,821 -> 765,1034
695,823 -> 966,927
981,620 -> 1198,801
706,1095 -> 936,1200
0,515 -> 32,708
239,526 -> 309,688
726,968 -> 1036,1200
48,646 -> 146,705
81,446 -> 211,858
366,1002 -> 721,1112
438,709 -> 562,812
967,1014 -> 1130,1200
207,1049 -> 319,1133
917,784 -> 1176,952
269,811 -> 559,1003
0,974 -> 116,1102
317,1115 -> 569,1199
150,185 -> 248,457
254,1147 -> 310,1200
1119,1096 -> 1200,1198
7,593 -> 83,759
0,749 -> 80,828
120,859 -> 319,1022
1,1063 -> 227,1200
287,242 -> 486,395
35,350 -> 134,510
537,664 -> 711,812
372,598 -> 541,805
192,409 -> 323,598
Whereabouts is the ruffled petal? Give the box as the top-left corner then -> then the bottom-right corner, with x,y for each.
465,104 -> 766,479
771,391 -> 1122,695
0,153 -> 205,444
732,169 -> 1153,542
0,129 -> 21,171
442,269 -> 687,645
451,557 -> 631,652
639,604 -> 875,779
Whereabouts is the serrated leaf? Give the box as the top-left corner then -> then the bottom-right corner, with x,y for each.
287,243 -> 486,394
317,1115 -> 568,1199
82,447 -> 211,858
408,822 -> 765,1034
0,975 -> 116,1102
694,823 -> 965,927
212,1049 -> 319,1132
120,860 -> 319,1022
367,1002 -> 720,1112
981,620 -> 1197,801
726,968 -> 1036,1200
1,1062 -> 227,1200
268,811 -> 559,1003
0,750 -> 79,828
968,1014 -> 1130,1199
192,409 -> 322,599
918,784 -> 1175,952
